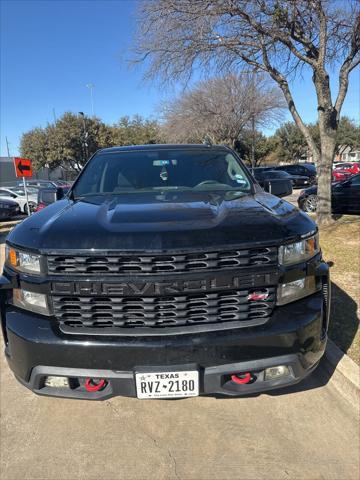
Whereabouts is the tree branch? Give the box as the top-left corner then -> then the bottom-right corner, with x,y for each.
261,43 -> 320,158
233,6 -> 318,67
335,12 -> 360,113
313,0 -> 327,67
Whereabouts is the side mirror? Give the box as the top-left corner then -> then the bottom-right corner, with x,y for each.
38,188 -> 58,205
56,187 -> 65,200
264,179 -> 293,197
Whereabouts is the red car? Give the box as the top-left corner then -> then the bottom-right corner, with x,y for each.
332,169 -> 352,182
334,162 -> 360,175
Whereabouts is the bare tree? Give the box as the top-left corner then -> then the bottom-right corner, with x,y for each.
133,0 -> 360,225
160,73 -> 286,147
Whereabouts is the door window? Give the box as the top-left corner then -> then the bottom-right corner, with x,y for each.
0,190 -> 16,198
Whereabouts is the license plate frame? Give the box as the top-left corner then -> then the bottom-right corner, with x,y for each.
135,370 -> 199,399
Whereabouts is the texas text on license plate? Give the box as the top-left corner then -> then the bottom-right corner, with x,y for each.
135,370 -> 199,399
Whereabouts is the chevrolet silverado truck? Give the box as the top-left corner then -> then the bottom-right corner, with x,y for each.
0,144 -> 330,400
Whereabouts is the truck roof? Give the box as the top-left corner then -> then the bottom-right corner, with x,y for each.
98,144 -> 229,154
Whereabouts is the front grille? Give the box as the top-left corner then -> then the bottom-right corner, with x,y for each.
47,247 -> 278,276
53,287 -> 276,334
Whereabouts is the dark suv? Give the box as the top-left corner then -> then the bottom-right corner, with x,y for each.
275,163 -> 317,186
0,145 -> 329,400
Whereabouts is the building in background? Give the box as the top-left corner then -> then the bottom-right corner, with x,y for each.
336,147 -> 360,162
299,147 -> 360,165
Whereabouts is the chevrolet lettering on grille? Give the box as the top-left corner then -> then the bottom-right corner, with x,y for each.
51,272 -> 278,297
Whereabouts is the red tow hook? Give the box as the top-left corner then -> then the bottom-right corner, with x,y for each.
231,372 -> 252,385
85,378 -> 107,392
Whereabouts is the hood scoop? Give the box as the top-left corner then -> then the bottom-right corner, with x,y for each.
94,199 -> 229,232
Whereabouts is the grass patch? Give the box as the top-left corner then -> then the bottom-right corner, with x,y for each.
319,216 -> 360,364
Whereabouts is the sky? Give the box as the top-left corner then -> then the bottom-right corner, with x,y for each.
1,0 -> 359,157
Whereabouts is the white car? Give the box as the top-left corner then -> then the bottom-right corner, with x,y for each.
0,187 -> 38,214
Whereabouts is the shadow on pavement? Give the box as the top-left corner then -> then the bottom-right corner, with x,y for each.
328,282 -> 359,356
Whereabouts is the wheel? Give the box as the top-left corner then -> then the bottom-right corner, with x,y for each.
24,202 -> 36,215
302,194 -> 318,213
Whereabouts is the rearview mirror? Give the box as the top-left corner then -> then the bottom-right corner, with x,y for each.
264,179 -> 293,197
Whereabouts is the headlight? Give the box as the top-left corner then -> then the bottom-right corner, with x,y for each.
277,276 -> 319,305
13,289 -> 50,316
279,233 -> 319,266
5,245 -> 41,274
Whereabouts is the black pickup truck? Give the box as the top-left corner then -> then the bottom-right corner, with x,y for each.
0,144 -> 330,400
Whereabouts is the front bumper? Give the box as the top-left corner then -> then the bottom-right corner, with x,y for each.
1,292 -> 328,399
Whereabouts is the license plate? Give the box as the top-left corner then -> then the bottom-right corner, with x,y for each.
135,370 -> 199,399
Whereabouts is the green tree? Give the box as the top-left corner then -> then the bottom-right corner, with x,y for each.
335,117 -> 360,156
19,113 -> 161,173
235,131 -> 277,167
272,117 -> 360,164
111,115 -> 160,146
20,127 -> 49,169
272,122 -> 308,163
20,112 -> 113,173
47,112 -> 113,172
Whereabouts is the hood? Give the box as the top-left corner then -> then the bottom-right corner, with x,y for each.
0,198 -> 18,207
7,191 -> 316,251
301,185 -> 318,195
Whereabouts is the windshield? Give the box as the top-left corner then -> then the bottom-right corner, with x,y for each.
304,164 -> 316,173
73,149 -> 252,197
10,187 -> 37,196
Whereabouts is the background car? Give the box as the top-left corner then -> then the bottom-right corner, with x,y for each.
35,186 -> 70,212
332,162 -> 360,175
274,163 -> 317,186
253,169 -> 309,189
252,169 -> 292,196
0,179 -> 73,190
0,198 -> 20,220
53,180 -> 73,188
332,169 -> 352,182
252,166 -> 274,172
298,173 -> 360,214
24,179 -> 73,189
0,187 -> 38,214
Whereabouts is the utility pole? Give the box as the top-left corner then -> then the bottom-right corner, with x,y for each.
78,112 -> 88,164
5,136 -> 11,158
6,136 -> 30,216
86,83 -> 95,117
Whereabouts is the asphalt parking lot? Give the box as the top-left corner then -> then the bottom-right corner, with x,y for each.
0,195 -> 359,480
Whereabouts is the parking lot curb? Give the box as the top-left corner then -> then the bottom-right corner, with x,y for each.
323,338 -> 359,408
